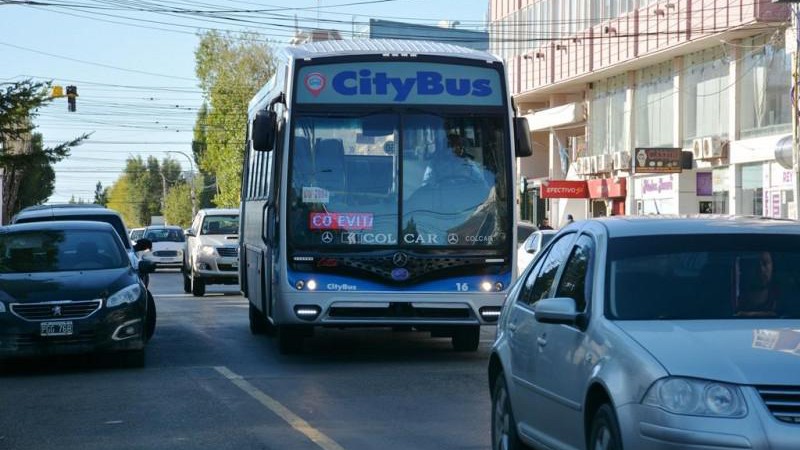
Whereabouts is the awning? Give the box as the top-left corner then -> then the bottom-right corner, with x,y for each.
587,178 -> 627,199
523,102 -> 585,132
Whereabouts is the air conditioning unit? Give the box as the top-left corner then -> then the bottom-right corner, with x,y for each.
613,151 -> 631,170
597,154 -> 613,173
573,157 -> 585,175
692,138 -> 704,160
589,155 -> 599,174
702,136 -> 725,159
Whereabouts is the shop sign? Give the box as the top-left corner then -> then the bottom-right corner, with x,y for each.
639,175 -> 675,199
587,178 -> 627,199
634,148 -> 683,173
539,180 -> 589,198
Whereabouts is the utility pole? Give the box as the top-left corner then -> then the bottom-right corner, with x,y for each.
167,150 -> 197,218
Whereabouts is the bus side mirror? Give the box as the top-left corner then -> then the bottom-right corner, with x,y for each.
253,110 -> 277,152
514,117 -> 533,157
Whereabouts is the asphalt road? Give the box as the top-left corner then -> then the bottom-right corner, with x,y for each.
0,270 -> 495,450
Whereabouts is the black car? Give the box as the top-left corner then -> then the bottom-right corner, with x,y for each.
0,221 -> 156,366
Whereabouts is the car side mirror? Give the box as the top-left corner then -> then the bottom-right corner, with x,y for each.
514,117 -> 533,157
138,260 -> 156,274
534,297 -> 581,326
185,229 -> 195,237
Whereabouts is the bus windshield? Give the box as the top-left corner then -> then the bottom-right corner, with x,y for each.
288,112 -> 509,249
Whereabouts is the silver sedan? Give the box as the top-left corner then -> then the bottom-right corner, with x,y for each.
489,216 -> 800,450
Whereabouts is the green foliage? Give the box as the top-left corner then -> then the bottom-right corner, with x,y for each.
105,156 -> 186,227
195,31 -> 275,207
0,80 -> 50,140
94,181 -> 109,206
164,181 -> 194,228
13,134 -> 55,213
106,175 -> 140,227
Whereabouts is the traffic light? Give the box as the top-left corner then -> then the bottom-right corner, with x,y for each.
66,85 -> 77,112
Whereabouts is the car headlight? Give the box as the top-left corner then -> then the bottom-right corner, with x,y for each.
107,284 -> 142,308
643,377 -> 747,418
200,245 -> 217,256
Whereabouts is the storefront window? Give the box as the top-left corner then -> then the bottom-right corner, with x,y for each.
590,74 -> 627,155
740,35 -> 791,138
683,47 -> 729,145
712,168 -> 729,214
739,163 -> 764,216
635,61 -> 674,148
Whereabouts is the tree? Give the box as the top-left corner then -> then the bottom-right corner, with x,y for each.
164,181 -> 193,228
195,31 -> 275,207
0,79 -> 86,220
192,103 -> 215,209
94,181 -> 109,206
106,175 -> 140,227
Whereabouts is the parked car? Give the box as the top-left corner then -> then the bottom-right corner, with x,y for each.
0,221 -> 156,366
516,229 -> 556,275
183,208 -> 239,296
517,221 -> 537,246
489,216 -> 800,450
140,225 -> 185,270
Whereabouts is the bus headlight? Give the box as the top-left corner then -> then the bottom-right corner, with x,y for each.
481,281 -> 493,292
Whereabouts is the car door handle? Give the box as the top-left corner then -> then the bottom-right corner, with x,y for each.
508,323 -> 518,332
537,334 -> 547,347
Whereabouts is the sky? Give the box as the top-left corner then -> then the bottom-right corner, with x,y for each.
0,0 -> 490,203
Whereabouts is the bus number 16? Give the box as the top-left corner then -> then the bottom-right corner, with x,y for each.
456,283 -> 469,292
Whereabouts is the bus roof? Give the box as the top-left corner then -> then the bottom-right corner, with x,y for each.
283,39 -> 499,63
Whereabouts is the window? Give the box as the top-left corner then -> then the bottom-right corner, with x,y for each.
590,74 -> 627,155
555,235 -> 594,312
635,61 -> 674,147
740,35 -> 791,138
683,47 -> 730,144
522,234 -> 575,305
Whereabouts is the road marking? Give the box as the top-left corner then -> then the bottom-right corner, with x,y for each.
214,366 -> 346,450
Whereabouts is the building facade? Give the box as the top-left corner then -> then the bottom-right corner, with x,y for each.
489,0 -> 791,226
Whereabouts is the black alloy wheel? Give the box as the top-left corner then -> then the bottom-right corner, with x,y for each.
452,325 -> 481,351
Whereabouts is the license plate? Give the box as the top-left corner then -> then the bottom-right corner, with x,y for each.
40,321 -> 73,337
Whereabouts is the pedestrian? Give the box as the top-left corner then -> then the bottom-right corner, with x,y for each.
538,217 -> 554,230
566,214 -> 574,225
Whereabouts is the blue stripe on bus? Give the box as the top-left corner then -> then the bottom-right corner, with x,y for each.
286,269 -> 512,293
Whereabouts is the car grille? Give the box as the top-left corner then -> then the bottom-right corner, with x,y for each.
217,247 -> 238,257
10,300 -> 102,321
153,250 -> 178,257
756,386 -> 800,424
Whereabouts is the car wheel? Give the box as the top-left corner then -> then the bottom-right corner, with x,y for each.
191,270 -> 205,297
182,271 -> 191,293
277,326 -> 305,355
589,404 -> 623,450
120,349 -> 145,368
492,372 -> 525,450
145,291 -> 156,341
452,325 -> 480,351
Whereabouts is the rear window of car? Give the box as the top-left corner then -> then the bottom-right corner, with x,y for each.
144,228 -> 185,242
15,214 -> 131,249
606,234 -> 800,321
0,229 -> 129,273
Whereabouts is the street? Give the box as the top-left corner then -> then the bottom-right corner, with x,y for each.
0,270 -> 493,450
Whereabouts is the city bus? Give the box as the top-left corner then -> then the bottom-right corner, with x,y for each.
240,40 -> 531,354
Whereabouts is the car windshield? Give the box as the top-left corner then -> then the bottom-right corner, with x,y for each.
0,229 -> 128,273
288,112 -> 509,248
201,215 -> 239,235
144,228 -> 185,242
606,234 -> 800,320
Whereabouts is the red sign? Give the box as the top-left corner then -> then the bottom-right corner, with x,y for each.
539,180 -> 589,199
587,178 -> 627,199
309,213 -> 374,230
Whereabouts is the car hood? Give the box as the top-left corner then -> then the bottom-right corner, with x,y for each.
616,320 -> 800,385
151,241 -> 184,252
0,268 -> 135,303
200,235 -> 238,247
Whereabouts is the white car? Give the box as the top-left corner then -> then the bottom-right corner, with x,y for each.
183,208 -> 240,296
516,229 -> 556,274
140,225 -> 185,270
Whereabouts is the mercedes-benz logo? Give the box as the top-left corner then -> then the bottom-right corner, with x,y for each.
321,231 -> 334,244
447,234 -> 459,245
392,252 -> 409,267
52,305 -> 62,317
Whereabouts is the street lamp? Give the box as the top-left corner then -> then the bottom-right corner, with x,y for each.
166,150 -> 197,218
